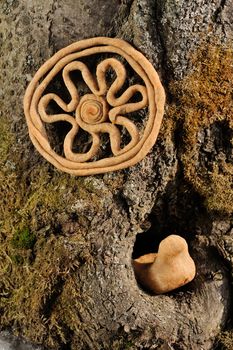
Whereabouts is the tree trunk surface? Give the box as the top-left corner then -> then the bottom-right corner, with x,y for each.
0,0 -> 232,349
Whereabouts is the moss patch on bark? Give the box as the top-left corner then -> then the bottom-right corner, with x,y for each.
0,115 -> 110,348
166,43 -> 233,215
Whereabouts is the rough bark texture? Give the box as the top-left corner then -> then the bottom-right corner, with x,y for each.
0,0 -> 232,350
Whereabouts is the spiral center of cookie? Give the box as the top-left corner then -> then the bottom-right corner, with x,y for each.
78,94 -> 108,125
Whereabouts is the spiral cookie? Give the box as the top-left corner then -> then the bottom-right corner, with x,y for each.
24,37 -> 165,176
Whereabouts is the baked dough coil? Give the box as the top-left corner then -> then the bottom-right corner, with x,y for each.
24,37 -> 165,175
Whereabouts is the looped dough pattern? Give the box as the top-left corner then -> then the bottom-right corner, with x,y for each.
24,37 -> 165,175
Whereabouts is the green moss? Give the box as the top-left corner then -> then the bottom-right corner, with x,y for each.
0,115 -> 104,348
11,253 -> 24,265
168,43 -> 233,214
11,227 -> 36,250
0,115 -> 101,348
124,341 -> 134,349
0,232 -> 92,348
217,330 -> 233,349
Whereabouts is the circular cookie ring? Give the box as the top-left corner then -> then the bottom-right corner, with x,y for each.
24,37 -> 165,176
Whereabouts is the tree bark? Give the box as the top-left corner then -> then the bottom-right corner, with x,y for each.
0,0 -> 232,349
